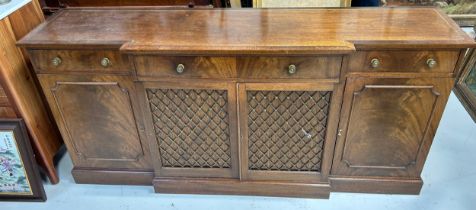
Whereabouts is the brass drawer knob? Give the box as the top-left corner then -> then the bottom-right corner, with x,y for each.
100,57 -> 111,67
427,58 -> 437,68
51,57 -> 62,66
288,64 -> 297,74
370,58 -> 380,68
176,64 -> 185,74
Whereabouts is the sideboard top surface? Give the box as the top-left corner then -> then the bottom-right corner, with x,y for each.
18,7 -> 475,54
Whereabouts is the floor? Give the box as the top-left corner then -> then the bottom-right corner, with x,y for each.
2,92 -> 476,210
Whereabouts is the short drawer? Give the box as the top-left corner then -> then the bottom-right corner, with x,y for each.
348,50 -> 460,73
133,56 -> 236,78
0,86 -> 10,106
237,56 -> 342,79
29,50 -> 131,73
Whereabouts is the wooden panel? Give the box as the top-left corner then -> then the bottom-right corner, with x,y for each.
72,168 -> 154,185
7,0 -> 44,64
133,56 -> 236,78
332,77 -> 453,177
48,0 -> 216,7
0,4 -> 63,184
237,56 -> 341,79
29,50 -> 131,73
330,177 -> 423,194
140,81 -> 239,178
7,0 -> 44,40
154,177 -> 331,198
253,0 -> 351,8
348,50 -> 460,73
17,8 -> 475,52
38,74 -> 151,169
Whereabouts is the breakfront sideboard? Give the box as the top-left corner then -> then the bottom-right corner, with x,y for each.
18,8 -> 474,198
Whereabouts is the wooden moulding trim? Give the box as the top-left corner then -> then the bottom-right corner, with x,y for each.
18,42 -> 475,53
16,42 -> 127,50
353,40 -> 476,50
153,177 -> 331,198
119,41 -> 357,56
329,177 -> 423,195
17,40 -> 357,54
72,167 -> 154,185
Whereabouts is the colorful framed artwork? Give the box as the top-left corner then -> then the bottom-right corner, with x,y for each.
0,119 -> 46,201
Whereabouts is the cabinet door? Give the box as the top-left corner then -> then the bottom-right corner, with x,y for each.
37,74 -> 151,170
332,77 -> 453,177
239,82 -> 341,183
140,81 -> 239,178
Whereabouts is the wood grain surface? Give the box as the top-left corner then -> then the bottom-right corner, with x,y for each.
38,74 -> 152,170
18,8 -> 475,53
332,77 -> 453,177
30,50 -> 132,73
348,50 -> 460,73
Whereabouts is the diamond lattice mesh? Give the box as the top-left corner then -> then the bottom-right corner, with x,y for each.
147,88 -> 231,168
247,91 -> 331,172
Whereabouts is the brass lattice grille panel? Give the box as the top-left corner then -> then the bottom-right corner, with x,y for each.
147,88 -> 231,169
247,90 -> 331,172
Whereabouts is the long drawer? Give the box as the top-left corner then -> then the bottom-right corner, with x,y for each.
133,56 -> 342,80
237,56 -> 342,79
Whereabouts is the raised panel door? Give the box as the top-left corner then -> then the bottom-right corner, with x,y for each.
38,74 -> 151,170
331,77 -> 453,177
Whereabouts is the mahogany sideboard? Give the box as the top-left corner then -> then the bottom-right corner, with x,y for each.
18,7 -> 475,198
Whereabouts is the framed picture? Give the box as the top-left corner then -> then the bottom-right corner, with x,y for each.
454,48 -> 476,123
0,119 -> 46,201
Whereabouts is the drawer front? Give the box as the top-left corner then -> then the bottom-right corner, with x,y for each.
133,56 -> 236,78
0,86 -> 10,107
348,50 -> 459,73
0,86 -> 16,118
29,50 -> 131,73
238,56 -> 342,79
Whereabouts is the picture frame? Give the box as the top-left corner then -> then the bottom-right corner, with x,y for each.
454,48 -> 476,123
0,119 -> 46,201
